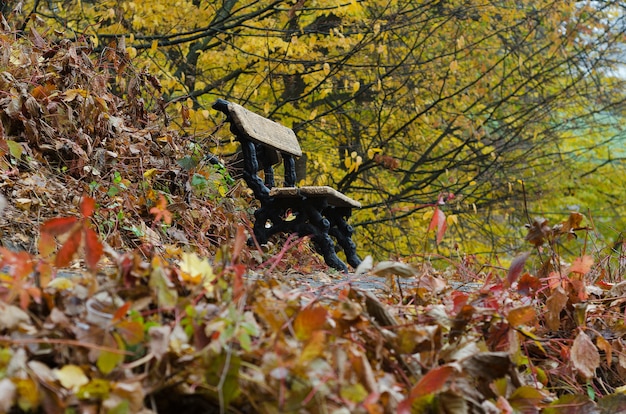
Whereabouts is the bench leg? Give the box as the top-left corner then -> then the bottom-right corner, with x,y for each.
303,204 -> 349,273
326,207 -> 361,269
330,223 -> 361,269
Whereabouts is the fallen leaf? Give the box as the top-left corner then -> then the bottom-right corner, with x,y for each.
0,303 -> 31,330
294,305 -> 327,341
462,352 -> 512,381
148,326 -> 171,361
571,330 -> 600,379
546,287 -> 568,331
55,364 -> 89,392
0,378 -> 16,412
371,261 -> 417,278
399,365 -> 456,413
506,306 -> 536,327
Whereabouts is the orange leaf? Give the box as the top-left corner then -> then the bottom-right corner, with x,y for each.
570,255 -> 593,275
115,320 -> 144,346
80,196 -> 96,218
84,227 -> 103,271
293,305 -> 327,341
149,194 -> 173,225
596,335 -> 612,366
232,224 -> 246,263
506,306 -> 536,327
41,217 -> 79,236
0,248 -> 34,278
112,302 -> 131,322
55,229 -> 82,268
38,231 -> 56,258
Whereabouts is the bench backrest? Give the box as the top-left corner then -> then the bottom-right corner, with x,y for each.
215,99 -> 302,157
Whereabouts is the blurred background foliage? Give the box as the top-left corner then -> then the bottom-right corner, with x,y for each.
9,0 -> 626,260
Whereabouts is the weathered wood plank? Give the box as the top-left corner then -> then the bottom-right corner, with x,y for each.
226,101 -> 302,157
270,186 -> 361,208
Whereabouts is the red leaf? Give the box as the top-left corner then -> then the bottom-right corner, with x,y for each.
506,252 -> 530,287
399,365 -> 456,413
41,217 -> 79,236
428,207 -> 447,244
80,196 -> 96,218
411,365 -> 455,397
84,227 -> 103,271
54,228 -> 82,268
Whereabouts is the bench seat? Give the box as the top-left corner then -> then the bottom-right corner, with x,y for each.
270,186 -> 361,209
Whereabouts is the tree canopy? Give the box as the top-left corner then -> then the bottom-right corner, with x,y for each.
15,0 -> 626,259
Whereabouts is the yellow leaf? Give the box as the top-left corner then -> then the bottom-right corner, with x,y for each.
367,148 -> 382,159
179,253 -> 215,293
55,364 -> 89,392
323,62 -> 331,75
352,81 -> 360,93
150,39 -> 158,53
308,108 -> 317,120
446,214 -> 458,226
344,156 -> 352,169
126,47 -> 137,59
143,168 -> 158,179
450,59 -> 458,72
264,101 -> 270,114
46,278 -> 74,290
15,378 -> 39,411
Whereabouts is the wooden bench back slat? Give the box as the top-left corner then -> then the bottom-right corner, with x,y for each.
226,101 -> 303,157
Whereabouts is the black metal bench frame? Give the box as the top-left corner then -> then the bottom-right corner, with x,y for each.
213,99 -> 361,272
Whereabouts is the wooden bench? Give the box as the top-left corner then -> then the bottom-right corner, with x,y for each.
212,99 -> 361,272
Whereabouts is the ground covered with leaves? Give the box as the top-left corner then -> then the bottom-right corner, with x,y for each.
1,21 -> 626,414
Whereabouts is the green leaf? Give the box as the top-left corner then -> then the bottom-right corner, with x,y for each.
97,333 -> 125,375
205,352 -> 241,408
340,383 -> 368,403
6,140 -> 22,159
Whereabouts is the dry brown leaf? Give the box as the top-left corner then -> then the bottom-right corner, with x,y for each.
545,287 -> 568,331
571,331 -> 600,379
149,326 -> 171,361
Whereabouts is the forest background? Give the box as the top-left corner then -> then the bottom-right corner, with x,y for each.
2,0 -> 626,413
9,0 -> 626,259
